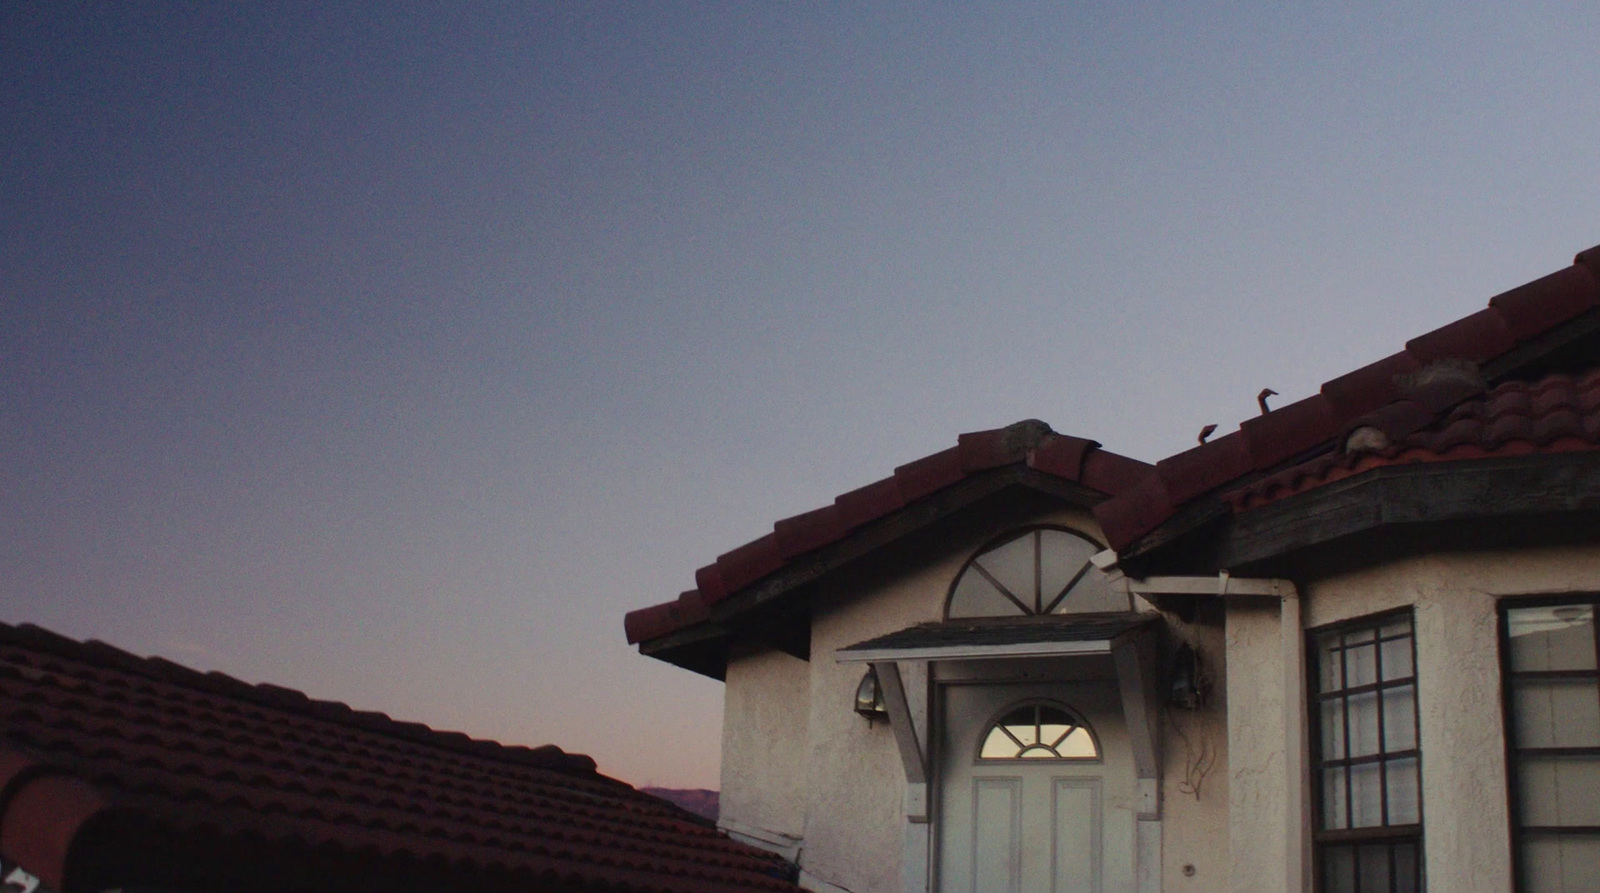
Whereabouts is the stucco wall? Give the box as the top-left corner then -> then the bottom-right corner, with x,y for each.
721,647 -> 811,843
1306,545 -> 1600,893
1225,600 -> 1288,893
1161,614 -> 1230,891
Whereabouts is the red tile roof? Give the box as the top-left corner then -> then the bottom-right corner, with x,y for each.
624,421 -> 1152,646
0,622 -> 798,893
1093,245 -> 1600,552
1225,367 -> 1600,512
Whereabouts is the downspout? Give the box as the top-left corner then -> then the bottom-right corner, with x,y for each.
1101,556 -> 1310,893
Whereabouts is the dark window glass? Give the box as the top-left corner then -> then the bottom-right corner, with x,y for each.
1311,613 -> 1422,893
1504,601 -> 1600,893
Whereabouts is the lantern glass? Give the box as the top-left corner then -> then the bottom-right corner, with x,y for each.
854,668 -> 887,719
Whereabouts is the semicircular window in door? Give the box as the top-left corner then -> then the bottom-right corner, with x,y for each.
946,526 -> 1129,618
979,702 -> 1099,760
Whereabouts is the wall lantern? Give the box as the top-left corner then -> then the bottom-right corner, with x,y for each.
1168,642 -> 1202,710
854,667 -> 888,720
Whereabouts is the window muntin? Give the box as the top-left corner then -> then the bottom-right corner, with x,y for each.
1504,600 -> 1600,893
1311,613 -> 1422,893
946,527 -> 1128,618
978,702 -> 1099,761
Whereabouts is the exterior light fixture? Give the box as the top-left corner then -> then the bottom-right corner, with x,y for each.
1168,642 -> 1201,710
854,667 -> 888,720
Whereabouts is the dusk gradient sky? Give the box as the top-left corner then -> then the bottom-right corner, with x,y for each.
5,2 -> 1599,789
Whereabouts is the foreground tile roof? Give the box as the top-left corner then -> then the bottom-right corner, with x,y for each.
1093,245 -> 1600,551
0,622 -> 798,893
625,420 -> 1151,646
1226,366 -> 1600,512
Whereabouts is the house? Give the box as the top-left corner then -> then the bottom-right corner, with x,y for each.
625,244 -> 1600,893
0,622 -> 800,893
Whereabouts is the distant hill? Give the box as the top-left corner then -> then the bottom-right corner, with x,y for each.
641,787 -> 719,822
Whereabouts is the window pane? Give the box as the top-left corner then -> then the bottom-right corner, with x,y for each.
1509,605 -> 1597,672
1057,727 -> 1096,758
1320,637 -> 1344,692
976,534 -> 1036,608
1040,723 -> 1074,748
1515,678 -> 1600,749
1322,845 -> 1355,893
1394,841 -> 1419,893
948,569 -> 1018,618
1054,562 -> 1127,613
1381,635 -> 1414,681
1520,756 -> 1600,828
1322,767 -> 1347,829
1350,761 -> 1384,828
1383,685 -> 1417,751
1038,530 -> 1095,607
1321,699 -> 1346,759
1348,690 -> 1381,757
1380,616 -> 1413,638
1523,835 -> 1600,893
1357,844 -> 1391,891
1347,638 -> 1378,687
1005,721 -> 1039,747
1387,757 -> 1420,825
980,727 -> 1022,759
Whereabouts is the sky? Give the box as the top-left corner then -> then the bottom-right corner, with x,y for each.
3,2 -> 1599,790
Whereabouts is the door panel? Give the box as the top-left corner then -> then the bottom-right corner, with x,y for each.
1053,779 -> 1101,893
972,778 -> 1021,893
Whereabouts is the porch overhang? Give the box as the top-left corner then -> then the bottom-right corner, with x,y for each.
834,613 -> 1157,663
834,612 -> 1167,831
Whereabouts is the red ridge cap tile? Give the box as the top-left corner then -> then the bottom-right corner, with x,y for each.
1407,369 -> 1486,414
955,428 -> 1017,472
1321,351 -> 1422,420
624,591 -> 709,644
956,420 -> 1054,472
892,446 -> 965,503
772,504 -> 848,559
1576,244 -> 1600,276
1155,432 -> 1253,505
1078,449 -> 1155,496
1093,472 -> 1175,551
694,563 -> 729,604
1351,399 -> 1436,441
1240,395 -> 1340,469
0,768 -> 109,889
1405,308 -> 1517,365
715,535 -> 786,595
1488,265 -> 1600,341
1026,434 -> 1094,481
834,476 -> 906,531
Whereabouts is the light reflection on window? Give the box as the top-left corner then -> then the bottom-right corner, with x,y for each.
979,703 -> 1098,760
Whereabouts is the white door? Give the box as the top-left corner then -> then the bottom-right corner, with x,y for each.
937,681 -> 1135,893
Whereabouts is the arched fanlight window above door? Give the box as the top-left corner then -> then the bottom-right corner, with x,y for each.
979,701 -> 1099,760
945,526 -> 1129,618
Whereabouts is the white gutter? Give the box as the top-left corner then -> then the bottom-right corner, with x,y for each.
1098,552 -> 1310,893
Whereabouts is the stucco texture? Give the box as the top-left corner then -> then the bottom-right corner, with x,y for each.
721,647 -> 811,841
